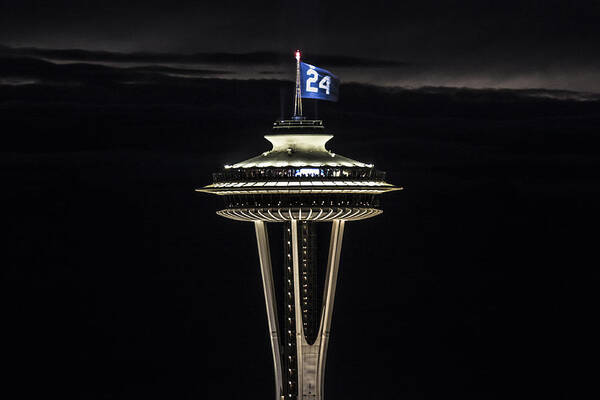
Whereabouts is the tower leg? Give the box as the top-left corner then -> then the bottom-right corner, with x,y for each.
316,220 -> 345,399
255,221 -> 284,400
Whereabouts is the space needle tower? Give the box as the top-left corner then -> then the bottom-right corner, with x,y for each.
198,51 -> 401,400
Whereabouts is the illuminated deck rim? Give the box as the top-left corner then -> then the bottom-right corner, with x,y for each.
205,180 -> 395,188
197,186 -> 402,195
216,207 -> 383,222
198,180 -> 402,195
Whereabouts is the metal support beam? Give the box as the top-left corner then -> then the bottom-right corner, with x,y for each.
255,221 -> 284,400
316,219 -> 345,399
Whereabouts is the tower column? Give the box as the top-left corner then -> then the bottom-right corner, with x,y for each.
255,221 -> 284,400
316,220 -> 345,399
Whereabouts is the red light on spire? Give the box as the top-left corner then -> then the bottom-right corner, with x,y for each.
295,50 -> 301,61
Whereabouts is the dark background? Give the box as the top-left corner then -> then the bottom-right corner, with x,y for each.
2,1 -> 600,399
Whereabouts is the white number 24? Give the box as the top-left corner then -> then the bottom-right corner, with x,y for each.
306,68 -> 331,95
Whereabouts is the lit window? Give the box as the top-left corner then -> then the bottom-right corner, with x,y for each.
294,168 -> 322,177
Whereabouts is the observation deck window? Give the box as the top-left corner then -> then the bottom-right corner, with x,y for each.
294,168 -> 322,177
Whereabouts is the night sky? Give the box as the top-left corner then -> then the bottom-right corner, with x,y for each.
3,1 -> 600,399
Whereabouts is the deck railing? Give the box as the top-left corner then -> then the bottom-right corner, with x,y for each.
213,167 -> 386,183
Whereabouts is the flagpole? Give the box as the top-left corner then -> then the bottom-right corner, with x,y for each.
293,49 -> 303,119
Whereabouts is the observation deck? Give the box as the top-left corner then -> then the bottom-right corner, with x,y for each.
197,119 -> 401,221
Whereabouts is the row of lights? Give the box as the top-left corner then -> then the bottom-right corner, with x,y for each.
227,200 -> 373,207
284,227 -> 297,399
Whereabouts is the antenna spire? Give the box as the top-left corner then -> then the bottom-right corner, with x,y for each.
293,49 -> 304,119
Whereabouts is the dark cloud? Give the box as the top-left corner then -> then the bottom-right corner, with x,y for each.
4,45 -> 600,92
2,54 -> 599,155
2,53 -> 599,107
2,2 -> 600,91
0,45 -> 405,68
258,70 -> 285,75
0,55 -> 232,86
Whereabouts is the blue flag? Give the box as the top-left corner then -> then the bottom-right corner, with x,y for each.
300,62 -> 339,102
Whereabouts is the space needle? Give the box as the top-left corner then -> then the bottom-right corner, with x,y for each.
198,50 -> 401,400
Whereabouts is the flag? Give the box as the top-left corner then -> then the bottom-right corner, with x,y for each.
300,62 -> 339,102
